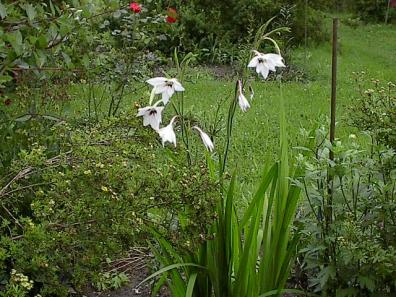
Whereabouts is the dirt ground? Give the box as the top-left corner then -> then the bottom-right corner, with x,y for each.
83,248 -> 170,297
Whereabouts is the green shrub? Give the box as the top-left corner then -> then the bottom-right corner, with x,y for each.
144,0 -> 328,64
295,121 -> 396,296
352,0 -> 395,22
349,73 -> 396,149
0,113 -> 219,296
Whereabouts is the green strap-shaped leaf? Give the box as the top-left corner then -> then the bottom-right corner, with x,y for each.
259,288 -> 317,297
185,273 -> 198,297
15,114 -> 32,122
138,263 -> 205,288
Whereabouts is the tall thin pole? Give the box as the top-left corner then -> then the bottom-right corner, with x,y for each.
329,18 -> 338,162
304,0 -> 308,67
385,0 -> 392,24
324,18 -> 339,297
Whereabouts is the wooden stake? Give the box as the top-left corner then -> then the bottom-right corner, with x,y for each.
304,0 -> 308,67
324,19 -> 339,297
385,0 -> 392,24
329,18 -> 338,161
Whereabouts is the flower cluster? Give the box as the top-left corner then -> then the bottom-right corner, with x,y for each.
129,2 -> 178,23
10,269 -> 34,291
137,77 -> 214,151
137,50 -> 285,153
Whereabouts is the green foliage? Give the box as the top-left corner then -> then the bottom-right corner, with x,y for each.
143,97 -> 302,297
0,269 -> 34,297
93,272 -> 129,291
0,111 -> 63,176
288,4 -> 328,46
0,0 -> 97,88
0,113 -> 219,296
351,0 -> 396,23
349,73 -> 396,149
295,121 -> 396,296
156,0 -> 328,64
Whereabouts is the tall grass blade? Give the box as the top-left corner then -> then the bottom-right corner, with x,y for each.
139,263 -> 205,288
240,163 -> 277,227
185,273 -> 198,297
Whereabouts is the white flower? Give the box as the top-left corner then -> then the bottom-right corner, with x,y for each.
146,77 -> 185,105
249,85 -> 254,100
136,100 -> 164,130
238,80 -> 250,112
247,50 -> 285,79
157,116 -> 178,147
193,126 -> 214,152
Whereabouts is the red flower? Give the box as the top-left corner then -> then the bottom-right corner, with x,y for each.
129,2 -> 141,13
4,99 -> 12,106
391,0 -> 396,8
166,7 -> 177,23
166,16 -> 177,23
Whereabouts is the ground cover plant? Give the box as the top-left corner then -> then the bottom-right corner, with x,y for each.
0,1 -> 396,297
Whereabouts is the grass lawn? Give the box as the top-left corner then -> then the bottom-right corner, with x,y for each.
61,21 -> 396,200
179,21 -> 396,199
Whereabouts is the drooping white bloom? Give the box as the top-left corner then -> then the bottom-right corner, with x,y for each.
249,85 -> 254,101
157,115 -> 178,147
238,80 -> 250,112
193,126 -> 214,152
247,50 -> 285,79
146,77 -> 185,105
136,100 -> 164,130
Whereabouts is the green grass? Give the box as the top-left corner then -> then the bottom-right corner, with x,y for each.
181,22 -> 396,198
26,22 -> 396,200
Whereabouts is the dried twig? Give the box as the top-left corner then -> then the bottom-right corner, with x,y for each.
0,150 -> 72,198
105,248 -> 150,274
1,204 -> 23,228
0,182 -> 51,198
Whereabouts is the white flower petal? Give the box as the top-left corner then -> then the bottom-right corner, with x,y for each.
173,80 -> 185,92
137,106 -> 164,130
154,84 -> 167,95
149,107 -> 164,130
259,66 -> 269,79
146,77 -> 167,87
142,116 -> 150,127
264,54 -> 285,68
147,115 -> 161,130
265,59 -> 276,72
238,93 -> 250,112
136,107 -> 150,116
162,92 -> 171,105
248,56 -> 259,68
158,124 -> 176,147
166,86 -> 175,98
249,86 -> 254,101
149,78 -> 183,105
193,126 -> 214,152
256,63 -> 263,74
